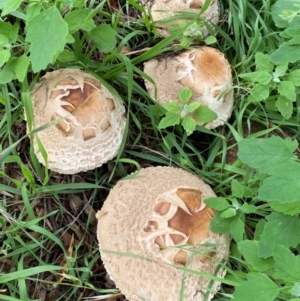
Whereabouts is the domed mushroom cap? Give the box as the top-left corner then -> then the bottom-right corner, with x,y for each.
96,166 -> 230,301
143,0 -> 219,38
28,68 -> 126,174
144,47 -> 233,129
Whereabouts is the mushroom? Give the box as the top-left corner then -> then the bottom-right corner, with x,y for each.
143,0 -> 220,38
144,46 -> 233,129
28,68 -> 126,174
96,166 -> 230,301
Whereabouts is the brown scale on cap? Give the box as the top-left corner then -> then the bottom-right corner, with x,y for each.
144,187 -> 215,266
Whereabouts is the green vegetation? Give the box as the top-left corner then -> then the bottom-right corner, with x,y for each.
1,0 -> 300,300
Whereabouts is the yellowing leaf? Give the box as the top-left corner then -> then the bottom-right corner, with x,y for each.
26,6 -> 68,72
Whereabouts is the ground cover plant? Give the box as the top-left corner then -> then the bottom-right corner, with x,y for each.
1,0 -> 300,300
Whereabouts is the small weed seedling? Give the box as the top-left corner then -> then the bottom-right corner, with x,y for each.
158,87 -> 217,136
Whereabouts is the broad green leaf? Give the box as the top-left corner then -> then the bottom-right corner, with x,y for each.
15,54 -> 30,82
249,84 -> 269,102
290,284 -> 300,297
204,197 -> 230,211
238,240 -> 274,271
278,81 -> 296,101
273,62 -> 289,78
254,219 -> 266,240
239,71 -> 272,85
181,116 -> 197,136
0,33 -> 9,46
220,207 -> 236,218
56,49 -> 75,63
26,6 -> 68,72
0,49 -> 10,67
233,273 -> 280,301
158,112 -> 180,129
238,136 -> 298,174
288,69 -> 300,86
229,217 -> 244,242
179,87 -> 193,103
0,21 -> 18,42
231,179 -> 244,198
209,212 -> 234,234
270,44 -> 300,64
271,0 -> 300,28
259,212 -> 300,258
25,3 -> 41,22
276,95 -> 294,119
1,0 -> 22,16
193,105 -> 217,123
255,52 -> 274,73
162,102 -> 181,114
204,35 -> 217,45
273,245 -> 300,282
186,102 -> 200,112
258,168 -> 300,203
240,203 -> 257,214
89,24 -> 117,53
270,201 -> 300,216
64,8 -> 96,33
0,57 -> 15,84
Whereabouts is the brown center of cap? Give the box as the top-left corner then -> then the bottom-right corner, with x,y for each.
50,77 -> 116,141
144,188 -> 215,266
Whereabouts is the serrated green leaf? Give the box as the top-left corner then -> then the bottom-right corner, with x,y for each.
239,71 -> 272,85
238,240 -> 274,271
276,95 -> 294,119
1,0 -> 22,16
220,207 -> 236,218
270,44 -> 300,64
273,245 -> 300,282
181,116 -> 197,136
231,179 -> 244,198
238,136 -> 298,174
64,8 -> 96,33
25,3 -> 41,22
0,33 -> 9,47
193,105 -> 217,123
158,112 -> 180,129
89,24 -> 117,53
249,84 -> 269,102
233,273 -> 280,301
288,69 -> 300,86
258,167 -> 300,203
259,212 -> 300,258
255,53 -> 274,73
26,6 -> 68,72
162,102 -> 181,113
15,54 -> 30,82
254,219 -> 267,240
0,49 -> 10,67
179,87 -> 193,103
278,81 -> 296,101
0,57 -> 15,84
204,197 -> 230,211
270,201 -> 300,215
230,217 -> 244,242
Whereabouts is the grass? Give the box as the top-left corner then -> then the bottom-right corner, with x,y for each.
1,0 -> 300,300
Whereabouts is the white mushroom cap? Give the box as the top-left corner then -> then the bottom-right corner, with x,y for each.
28,68 -> 126,174
96,166 -> 230,301
144,47 -> 233,129
144,0 -> 219,38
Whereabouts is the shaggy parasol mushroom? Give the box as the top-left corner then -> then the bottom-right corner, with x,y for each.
28,68 -> 126,174
143,0 -> 219,38
144,46 -> 233,129
96,166 -> 230,301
